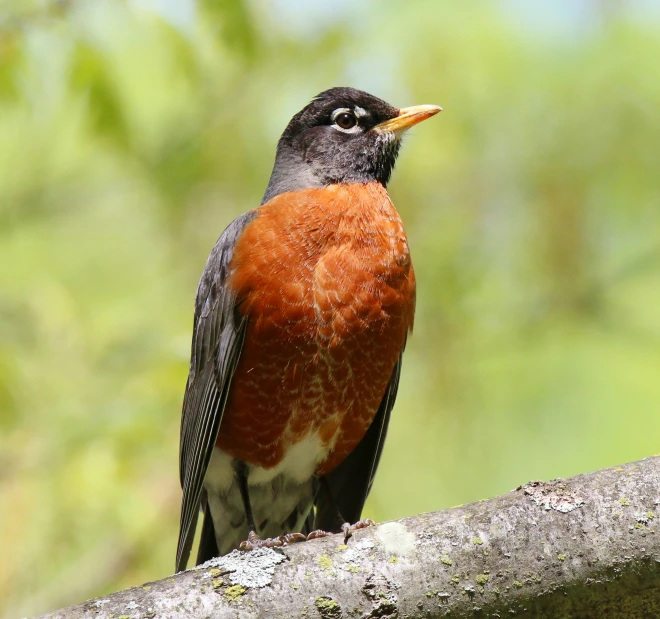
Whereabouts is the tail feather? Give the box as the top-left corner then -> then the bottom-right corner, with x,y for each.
196,503 -> 220,565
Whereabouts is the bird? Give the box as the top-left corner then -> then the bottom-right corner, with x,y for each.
176,86 -> 440,572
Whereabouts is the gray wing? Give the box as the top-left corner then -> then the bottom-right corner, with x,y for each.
176,210 -> 258,572
314,352 -> 403,530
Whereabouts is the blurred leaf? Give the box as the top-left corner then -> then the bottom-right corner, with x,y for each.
70,43 -> 130,145
200,0 -> 258,59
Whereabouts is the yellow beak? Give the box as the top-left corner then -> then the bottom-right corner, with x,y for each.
374,104 -> 442,134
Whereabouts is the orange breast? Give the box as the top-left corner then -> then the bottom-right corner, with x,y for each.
216,182 -> 416,476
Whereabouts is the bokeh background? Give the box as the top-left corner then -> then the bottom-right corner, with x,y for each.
1,0 -> 660,616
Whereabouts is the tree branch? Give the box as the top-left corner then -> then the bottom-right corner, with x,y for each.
36,456 -> 660,618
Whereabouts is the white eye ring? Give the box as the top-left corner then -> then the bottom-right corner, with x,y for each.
331,108 -> 360,133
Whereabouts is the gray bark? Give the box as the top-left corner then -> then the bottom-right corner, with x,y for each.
35,456 -> 660,618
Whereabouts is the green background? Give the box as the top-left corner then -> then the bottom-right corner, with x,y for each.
1,1 -> 659,616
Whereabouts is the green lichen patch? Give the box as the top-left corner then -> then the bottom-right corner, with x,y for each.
557,554 -> 567,562
619,497 -> 631,507
337,544 -> 348,550
440,556 -> 453,566
317,554 -> 333,570
212,578 -> 224,589
315,596 -> 342,619
635,511 -> 655,526
513,580 -> 523,588
471,536 -> 483,546
208,568 -> 223,578
388,556 -> 399,564
476,574 -> 489,585
225,585 -> 246,601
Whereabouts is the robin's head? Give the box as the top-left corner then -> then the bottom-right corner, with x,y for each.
263,87 -> 441,203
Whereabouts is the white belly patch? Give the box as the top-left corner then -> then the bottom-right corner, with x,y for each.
203,441 -> 320,555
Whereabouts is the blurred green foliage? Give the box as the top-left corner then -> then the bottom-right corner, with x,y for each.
1,0 -> 659,616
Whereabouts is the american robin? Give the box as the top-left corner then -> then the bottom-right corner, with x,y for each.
176,87 -> 440,571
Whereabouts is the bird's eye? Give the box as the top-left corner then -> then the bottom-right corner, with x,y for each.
333,111 -> 357,130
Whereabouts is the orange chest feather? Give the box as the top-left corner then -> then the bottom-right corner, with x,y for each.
229,182 -> 416,339
217,182 -> 415,474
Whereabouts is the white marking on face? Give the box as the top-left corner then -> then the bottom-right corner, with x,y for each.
376,131 -> 399,145
353,106 -> 368,118
332,108 -> 350,116
330,108 -> 361,134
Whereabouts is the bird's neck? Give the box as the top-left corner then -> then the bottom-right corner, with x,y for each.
261,143 -> 395,205
262,151 -> 325,204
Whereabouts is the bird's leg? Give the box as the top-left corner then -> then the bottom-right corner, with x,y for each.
307,478 -> 375,543
234,461 -> 306,551
234,461 -> 257,534
304,478 -> 335,541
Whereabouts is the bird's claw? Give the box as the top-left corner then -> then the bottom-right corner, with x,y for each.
342,518 -> 375,543
281,532 -> 308,544
239,530 -> 307,551
306,529 -> 332,541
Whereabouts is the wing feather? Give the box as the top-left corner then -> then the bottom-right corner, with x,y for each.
176,211 -> 257,572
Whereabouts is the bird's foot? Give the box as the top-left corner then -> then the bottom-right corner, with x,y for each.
306,529 -> 333,541
239,530 -> 307,551
238,520 -> 375,551
342,518 -> 375,543
305,520 -> 376,544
